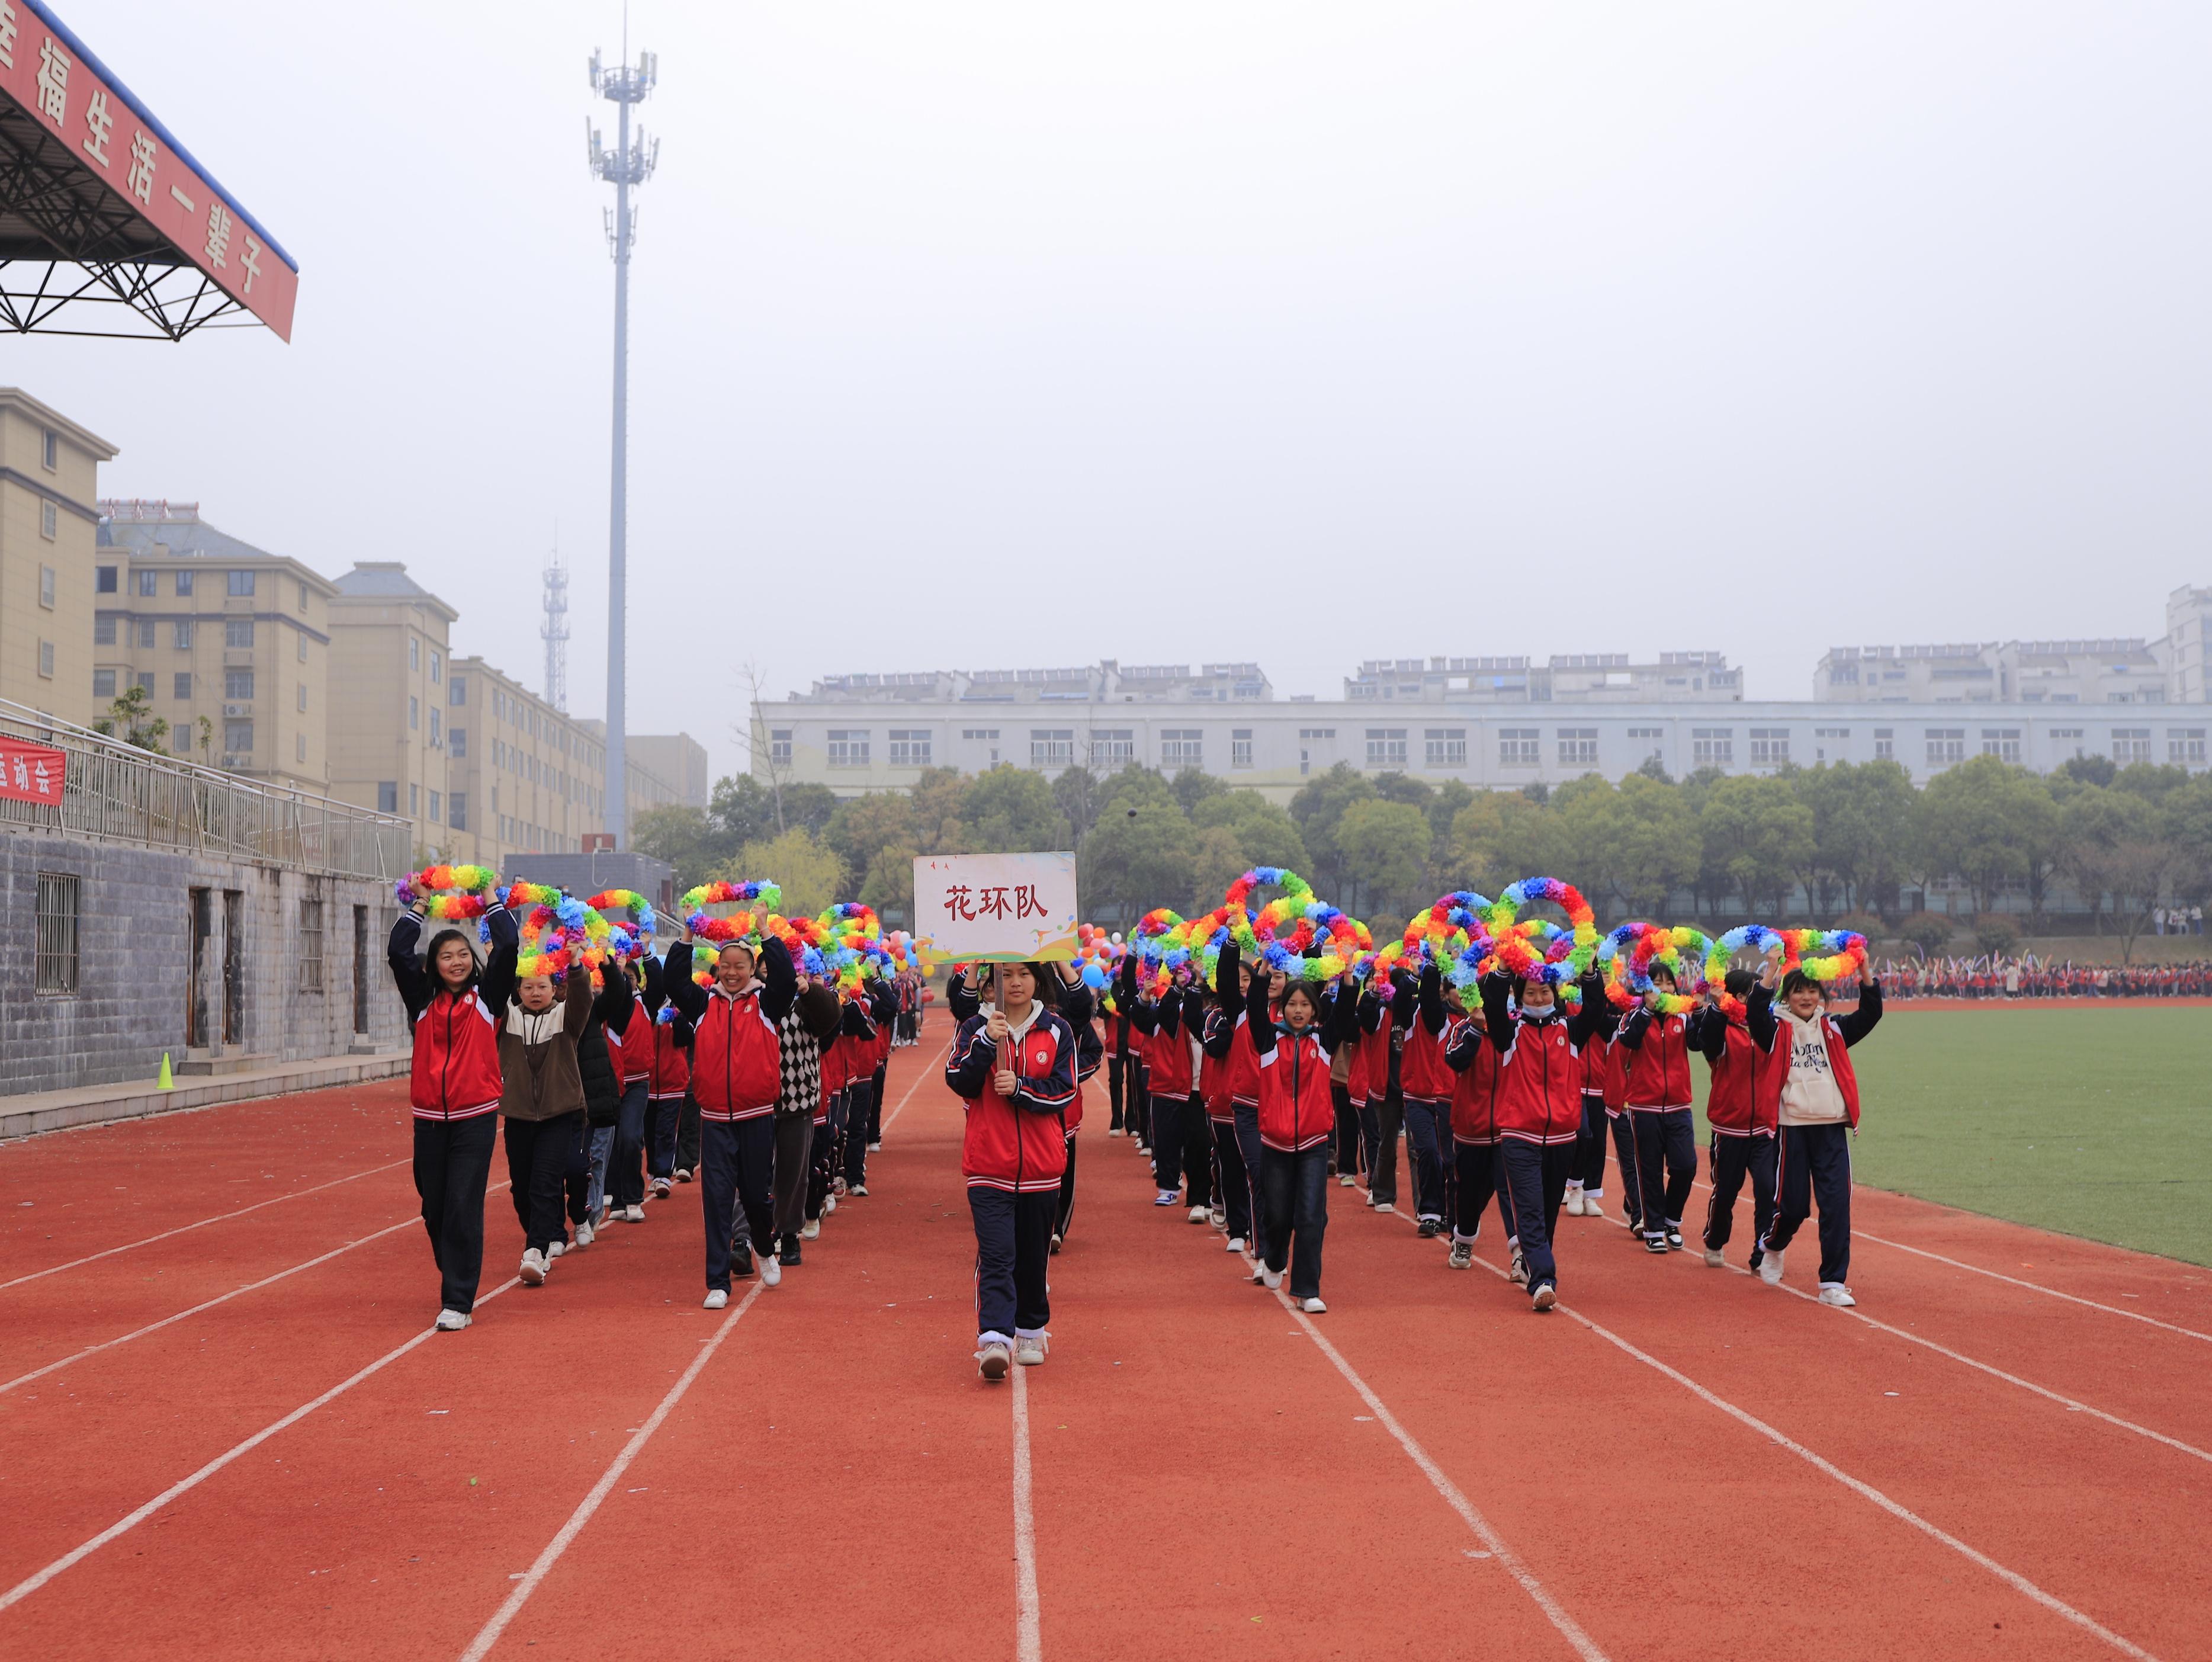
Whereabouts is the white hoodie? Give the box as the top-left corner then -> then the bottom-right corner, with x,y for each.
1777,1008 -> 1847,1127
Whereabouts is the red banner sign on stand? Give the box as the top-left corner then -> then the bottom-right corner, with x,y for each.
0,736 -> 68,806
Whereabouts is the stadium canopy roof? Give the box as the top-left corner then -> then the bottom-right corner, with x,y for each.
0,0 -> 297,340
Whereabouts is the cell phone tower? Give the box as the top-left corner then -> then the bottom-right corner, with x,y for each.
587,17 -> 657,845
541,543 -> 570,713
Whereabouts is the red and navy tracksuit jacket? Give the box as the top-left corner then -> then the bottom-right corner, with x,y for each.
640,955 -> 695,1102
947,1008 -> 1080,1192
1247,971 -> 1358,1153
1689,1006 -> 1768,1135
389,907 -> 510,1122
664,936 -> 797,1123
1614,1006 -> 1695,1112
1474,972 -> 1609,1145
1744,980 -> 1883,1130
1442,1011 -> 1505,1144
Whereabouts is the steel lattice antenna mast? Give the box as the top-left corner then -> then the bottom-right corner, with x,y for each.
541,537 -> 570,713
587,15 -> 657,845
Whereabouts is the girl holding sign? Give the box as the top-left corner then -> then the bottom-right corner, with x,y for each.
946,962 -> 1080,1380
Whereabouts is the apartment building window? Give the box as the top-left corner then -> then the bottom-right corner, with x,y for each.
1749,727 -> 1790,767
827,730 -> 870,767
1232,730 -> 1254,769
94,615 -> 117,645
409,637 -> 420,672
428,790 -> 441,824
297,682 -> 309,714
450,726 -> 467,758
1298,727 -> 1335,777
1365,728 -> 1408,768
1925,728 -> 1965,768
175,569 -> 194,596
408,695 -> 419,731
1030,729 -> 1074,768
298,580 -> 310,613
1624,726 -> 1664,762
36,564 -> 55,608
430,650 -> 442,684
137,569 -> 159,596
92,669 -> 116,700
1692,727 -> 1734,768
883,729 -> 930,766
1980,727 -> 2022,764
377,781 -> 398,813
450,792 -> 468,832
2111,727 -> 2152,765
1809,726 -> 1848,762
2170,729 -> 2207,767
174,673 -> 192,700
2050,727 -> 2085,758
1161,729 -> 1204,769
297,633 -> 307,663
133,618 -> 155,649
226,669 -> 255,700
1500,728 -> 1540,768
224,718 -> 253,755
40,500 -> 57,539
34,873 -> 80,995
96,563 -> 118,593
37,640 -> 53,678
226,620 -> 253,648
41,428 -> 57,469
173,619 -> 194,650
1091,729 -> 1134,764
296,733 -> 307,762
450,675 -> 467,705
300,899 -> 325,993
133,670 -> 153,695
1873,728 -> 1895,761
227,570 -> 255,596
410,783 -> 420,817
429,708 -> 442,747
1558,727 -> 1600,768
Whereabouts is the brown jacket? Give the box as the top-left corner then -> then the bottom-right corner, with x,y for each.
497,962 -> 593,1122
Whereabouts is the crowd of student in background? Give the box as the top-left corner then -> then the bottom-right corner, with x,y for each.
1878,956 -> 2212,998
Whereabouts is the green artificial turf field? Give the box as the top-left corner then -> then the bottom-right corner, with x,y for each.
1697,1008 -> 2212,1266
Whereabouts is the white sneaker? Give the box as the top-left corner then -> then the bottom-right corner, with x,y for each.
1582,1197 -> 1606,1220
762,1254 -> 782,1288
868,1141 -> 882,1152
1449,1241 -> 1473,1269
1564,1189 -> 1585,1216
1260,1267 -> 1283,1291
435,1308 -> 471,1331
575,1220 -> 595,1249
1532,1284 -> 1557,1311
1703,1248 -> 1725,1267
1209,1206 -> 1227,1230
1300,1296 -> 1327,1314
624,1204 -> 645,1224
547,1240 -> 566,1259
1373,1199 -> 1394,1212
1338,1174 -> 1357,1188
801,1219 -> 821,1239
519,1248 -> 547,1286
1508,1250 -> 1530,1286
824,1195 -> 839,1215
1154,1191 -> 1179,1207
1758,1249 -> 1785,1286
852,1183 -> 869,1198
1818,1285 -> 1857,1308
1109,1128 -> 1125,1137
1187,1205 -> 1208,1224
978,1342 -> 1012,1381
675,1167 -> 694,1183
1014,1332 -> 1049,1366
703,1288 -> 728,1310
653,1177 -> 672,1199
1226,1236 -> 1246,1252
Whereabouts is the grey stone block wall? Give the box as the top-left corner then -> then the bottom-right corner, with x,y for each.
1,833 -> 407,1096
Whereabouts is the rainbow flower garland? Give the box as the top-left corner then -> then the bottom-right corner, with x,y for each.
1704,925 -> 1784,1015
1779,928 -> 1869,984
395,863 -> 499,919
588,888 -> 659,939
683,879 -> 782,913
683,877 -> 782,949
1479,878 -> 1600,986
1599,922 -> 1714,1014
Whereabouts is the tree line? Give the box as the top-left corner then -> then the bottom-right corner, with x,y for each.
630,752 -> 2212,961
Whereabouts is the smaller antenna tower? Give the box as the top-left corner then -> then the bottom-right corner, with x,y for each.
541,546 -> 570,713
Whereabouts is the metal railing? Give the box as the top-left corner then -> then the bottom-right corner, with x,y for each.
0,699 -> 411,881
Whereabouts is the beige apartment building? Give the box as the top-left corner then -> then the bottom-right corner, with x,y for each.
329,563 -> 460,859
92,504 -> 335,790
447,655 -> 610,864
0,390 -> 117,725
577,721 -> 711,818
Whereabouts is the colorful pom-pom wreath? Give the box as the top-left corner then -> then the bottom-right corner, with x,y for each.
1479,878 -> 1600,986
1599,922 -> 1713,1014
1704,925 -> 1784,1015
1778,928 -> 1870,986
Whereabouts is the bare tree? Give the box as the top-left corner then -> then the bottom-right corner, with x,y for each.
737,660 -> 789,835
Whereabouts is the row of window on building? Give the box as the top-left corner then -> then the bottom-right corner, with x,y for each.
94,617 -> 306,656
94,565 -> 313,609
776,722 -> 2211,774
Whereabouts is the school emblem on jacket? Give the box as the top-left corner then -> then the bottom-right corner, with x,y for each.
1022,1034 -> 1056,1074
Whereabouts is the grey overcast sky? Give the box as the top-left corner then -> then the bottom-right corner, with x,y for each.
14,2 -> 2212,781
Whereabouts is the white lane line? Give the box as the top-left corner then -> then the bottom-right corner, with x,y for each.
0,1157 -> 413,1291
0,1276 -> 521,1614
1010,1362 -> 1044,1662
454,1278 -> 766,1662
878,1038 -> 953,1135
2,1182 -> 516,1398
1687,1174 -> 2212,1343
1360,1191 -> 2162,1660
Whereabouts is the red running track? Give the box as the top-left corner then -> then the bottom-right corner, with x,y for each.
1,1046 -> 2207,1661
